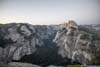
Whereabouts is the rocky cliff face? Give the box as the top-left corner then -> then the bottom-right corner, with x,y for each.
0,23 -> 59,65
0,22 -> 100,66
53,21 -> 100,65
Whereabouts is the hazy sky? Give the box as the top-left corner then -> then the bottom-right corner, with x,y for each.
0,0 -> 100,25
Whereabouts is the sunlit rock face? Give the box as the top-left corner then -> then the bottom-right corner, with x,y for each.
53,20 -> 100,65
0,21 -> 100,66
58,20 -> 79,37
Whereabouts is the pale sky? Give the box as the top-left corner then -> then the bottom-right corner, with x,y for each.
0,0 -> 100,25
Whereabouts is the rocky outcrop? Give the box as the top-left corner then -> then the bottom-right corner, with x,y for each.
58,20 -> 79,37
0,62 -> 64,67
0,21 -> 100,66
0,62 -> 42,67
8,62 -> 42,67
53,21 -> 100,65
0,23 -> 62,66
0,24 -> 54,58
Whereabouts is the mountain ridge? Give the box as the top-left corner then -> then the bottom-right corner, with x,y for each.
0,21 -> 100,67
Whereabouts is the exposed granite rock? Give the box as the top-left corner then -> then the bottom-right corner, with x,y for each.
0,62 -> 64,67
0,62 -> 42,67
8,62 -> 42,67
0,23 -> 60,65
53,21 -> 100,65
0,21 -> 100,66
